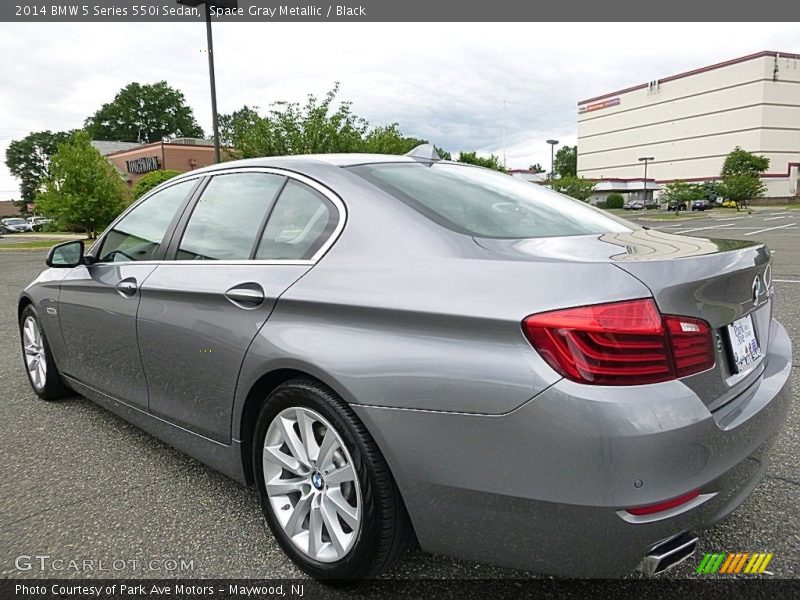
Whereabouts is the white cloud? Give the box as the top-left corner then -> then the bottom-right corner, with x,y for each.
0,21 -> 797,197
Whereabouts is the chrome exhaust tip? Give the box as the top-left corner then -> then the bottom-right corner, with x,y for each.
639,533 -> 698,576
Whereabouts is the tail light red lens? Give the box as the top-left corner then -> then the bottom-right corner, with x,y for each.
522,299 -> 714,386
664,315 -> 715,377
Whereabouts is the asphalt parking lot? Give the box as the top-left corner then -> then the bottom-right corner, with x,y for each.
1,210 -> 798,581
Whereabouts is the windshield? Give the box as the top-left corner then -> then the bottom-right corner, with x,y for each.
6,218 -> 26,225
349,162 -> 633,239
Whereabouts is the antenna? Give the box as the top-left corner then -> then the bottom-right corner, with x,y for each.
405,144 -> 441,161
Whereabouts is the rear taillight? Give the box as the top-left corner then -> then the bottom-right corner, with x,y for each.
522,299 -> 714,386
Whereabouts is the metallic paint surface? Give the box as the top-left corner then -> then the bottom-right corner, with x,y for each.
18,154 -> 794,577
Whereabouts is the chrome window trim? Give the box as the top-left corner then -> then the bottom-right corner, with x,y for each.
90,166 -> 347,267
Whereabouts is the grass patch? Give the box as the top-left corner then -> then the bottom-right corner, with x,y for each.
0,238 -> 93,250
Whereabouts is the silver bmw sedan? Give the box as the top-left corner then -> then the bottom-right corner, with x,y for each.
18,146 -> 791,579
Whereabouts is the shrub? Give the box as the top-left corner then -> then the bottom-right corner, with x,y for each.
606,193 -> 624,209
132,169 -> 182,199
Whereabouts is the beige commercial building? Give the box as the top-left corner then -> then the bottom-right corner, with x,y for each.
577,51 -> 800,202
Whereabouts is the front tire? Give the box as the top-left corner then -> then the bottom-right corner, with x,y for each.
19,305 -> 70,400
252,378 -> 411,580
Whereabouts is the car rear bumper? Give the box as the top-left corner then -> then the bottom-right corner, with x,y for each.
352,318 -> 792,576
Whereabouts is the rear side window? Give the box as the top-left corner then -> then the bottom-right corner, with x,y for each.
255,181 -> 337,260
349,163 -> 631,239
99,179 -> 196,262
177,172 -> 285,260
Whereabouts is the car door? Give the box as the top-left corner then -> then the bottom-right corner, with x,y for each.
57,177 -> 199,409
136,169 -> 342,443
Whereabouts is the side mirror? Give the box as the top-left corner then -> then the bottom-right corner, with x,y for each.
46,240 -> 84,268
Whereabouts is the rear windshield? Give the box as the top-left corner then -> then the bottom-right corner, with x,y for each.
349,162 -> 632,239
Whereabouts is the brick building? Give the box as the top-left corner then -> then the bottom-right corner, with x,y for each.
93,138 -> 219,187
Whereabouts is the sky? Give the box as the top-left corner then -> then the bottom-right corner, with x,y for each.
0,22 -> 798,199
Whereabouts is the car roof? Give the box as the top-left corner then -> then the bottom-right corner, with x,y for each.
180,153 -> 436,179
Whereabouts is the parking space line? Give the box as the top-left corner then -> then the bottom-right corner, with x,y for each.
713,216 -> 749,221
763,216 -> 787,221
774,279 -> 800,284
744,223 -> 797,236
674,223 -> 735,234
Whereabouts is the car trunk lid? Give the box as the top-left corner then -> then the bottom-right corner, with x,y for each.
475,229 -> 773,410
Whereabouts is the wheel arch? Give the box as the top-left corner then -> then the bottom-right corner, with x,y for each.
18,294 -> 33,322
237,366 -> 361,484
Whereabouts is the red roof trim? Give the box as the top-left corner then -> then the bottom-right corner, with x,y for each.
587,162 -> 800,185
577,51 -> 800,106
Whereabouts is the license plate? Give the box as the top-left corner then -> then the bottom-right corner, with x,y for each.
726,314 -> 762,373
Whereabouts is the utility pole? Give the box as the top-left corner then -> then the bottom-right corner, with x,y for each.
177,0 -> 238,163
638,156 -> 654,202
502,100 -> 507,169
546,139 -> 559,181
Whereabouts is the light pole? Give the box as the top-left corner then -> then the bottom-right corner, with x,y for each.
638,156 -> 654,202
546,139 -> 559,180
177,0 -> 238,163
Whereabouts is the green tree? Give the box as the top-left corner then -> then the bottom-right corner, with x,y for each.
719,175 -> 766,211
529,163 -> 546,173
606,192 -> 624,208
219,85 -> 433,160
553,145 -> 577,178
457,151 -> 506,172
220,84 -> 369,158
550,175 -> 596,201
719,147 -> 769,211
84,81 -> 204,143
662,181 -> 705,208
435,147 -> 452,161
35,131 -> 129,238
132,169 -> 182,199
721,146 -> 770,177
5,130 -> 75,205
362,124 -> 426,155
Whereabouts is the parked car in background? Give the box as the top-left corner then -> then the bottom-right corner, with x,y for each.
1,217 -> 31,232
623,200 -> 644,210
18,148 -> 792,580
667,200 -> 688,212
692,199 -> 712,211
27,216 -> 53,231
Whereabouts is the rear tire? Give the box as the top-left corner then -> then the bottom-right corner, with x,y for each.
252,378 -> 411,580
19,305 -> 70,401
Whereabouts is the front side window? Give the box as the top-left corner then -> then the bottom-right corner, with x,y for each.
255,180 -> 337,260
177,173 -> 285,261
349,162 -> 633,239
99,179 -> 196,262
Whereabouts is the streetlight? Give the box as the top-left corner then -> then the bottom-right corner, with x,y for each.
546,139 -> 559,180
177,0 -> 238,163
638,156 -> 654,202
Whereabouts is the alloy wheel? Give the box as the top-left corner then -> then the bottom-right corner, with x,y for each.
262,407 -> 362,563
22,316 -> 46,390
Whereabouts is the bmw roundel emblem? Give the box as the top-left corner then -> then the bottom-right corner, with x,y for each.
311,471 -> 324,490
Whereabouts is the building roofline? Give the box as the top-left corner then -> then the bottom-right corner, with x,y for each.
104,140 -> 225,158
577,50 -> 800,106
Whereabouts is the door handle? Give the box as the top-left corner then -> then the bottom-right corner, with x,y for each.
116,278 -> 138,297
225,284 -> 265,307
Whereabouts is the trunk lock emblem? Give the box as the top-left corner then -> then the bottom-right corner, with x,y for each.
752,275 -> 764,306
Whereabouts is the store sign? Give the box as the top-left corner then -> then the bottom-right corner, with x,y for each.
126,156 -> 160,174
578,97 -> 621,114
